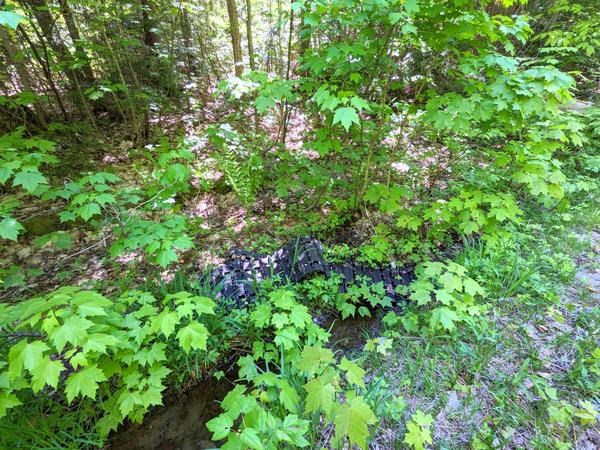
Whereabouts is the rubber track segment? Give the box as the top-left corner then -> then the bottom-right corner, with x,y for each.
209,236 -> 414,307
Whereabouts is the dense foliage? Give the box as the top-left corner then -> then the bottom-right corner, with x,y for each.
0,0 -> 598,448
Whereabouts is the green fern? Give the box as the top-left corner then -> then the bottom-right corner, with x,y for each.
208,125 -> 263,205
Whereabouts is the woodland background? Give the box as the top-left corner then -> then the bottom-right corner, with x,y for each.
0,0 -> 599,449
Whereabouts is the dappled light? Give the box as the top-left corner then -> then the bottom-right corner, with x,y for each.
0,0 -> 599,448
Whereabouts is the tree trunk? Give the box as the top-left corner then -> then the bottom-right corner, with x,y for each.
245,0 -> 255,71
21,0 -> 80,91
58,0 -> 95,83
0,27 -> 47,128
299,3 -> 311,62
281,1 -> 294,146
141,0 -> 159,51
226,0 -> 244,76
286,0 -> 293,80
17,27 -> 69,120
181,9 -> 196,75
22,0 -> 63,54
277,0 -> 283,76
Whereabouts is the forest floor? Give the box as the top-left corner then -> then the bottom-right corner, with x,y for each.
1,105 -> 369,304
2,104 -> 598,449
106,224 -> 600,449
369,227 -> 600,449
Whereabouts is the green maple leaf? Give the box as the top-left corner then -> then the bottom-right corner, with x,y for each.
255,95 -> 276,113
438,272 -> 463,292
463,278 -> 485,296
429,307 -> 459,331
321,94 -> 341,112
305,376 -> 335,415
81,333 -> 119,354
434,289 -> 455,305
77,202 -> 101,221
446,262 -> 467,277
279,414 -> 310,446
0,391 -> 22,419
404,0 -> 420,13
254,371 -> 278,387
572,400 -> 598,425
71,291 -> 112,317
461,220 -> 480,234
156,247 -> 177,267
133,343 -> 166,366
403,421 -> 432,450
410,289 -> 432,306
271,312 -> 290,329
154,309 -> 180,337
250,303 -> 272,328
412,409 -> 434,427
207,413 -> 234,440
59,211 -> 77,222
297,346 -> 334,374
339,357 -> 366,388
373,337 -> 393,355
333,396 -> 377,450
0,167 -> 14,184
273,326 -> 299,349
174,301 -> 195,319
270,289 -> 295,310
275,414 -> 310,448
364,184 -> 386,204
279,380 -> 300,413
140,386 -> 163,408
52,316 -> 94,353
64,365 -> 107,403
422,262 -> 445,278
118,390 -> 143,416
350,96 -> 371,112
221,385 -> 254,418
18,341 -> 49,372
338,301 -> 356,319
12,170 -> 47,193
289,304 -> 311,328
333,106 -> 360,131
176,322 -> 209,353
147,364 -> 171,387
410,278 -> 433,292
192,296 -> 216,315
402,23 -> 418,34
95,193 -> 116,205
30,357 -> 65,392
0,217 -> 24,241
240,428 -> 264,450
69,352 -> 88,370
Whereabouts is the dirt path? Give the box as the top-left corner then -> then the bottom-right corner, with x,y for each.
575,231 -> 600,302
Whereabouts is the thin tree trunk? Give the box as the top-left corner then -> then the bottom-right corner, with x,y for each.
58,0 -> 95,83
21,0 -> 79,89
245,0 -> 255,71
17,27 -> 69,120
277,0 -> 283,76
22,0 -> 62,53
245,0 -> 259,131
281,1 -> 294,146
285,2 -> 293,80
181,9 -> 196,75
298,2 -> 311,74
141,0 -> 159,51
226,0 -> 244,76
101,28 -> 140,140
0,27 -> 47,128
